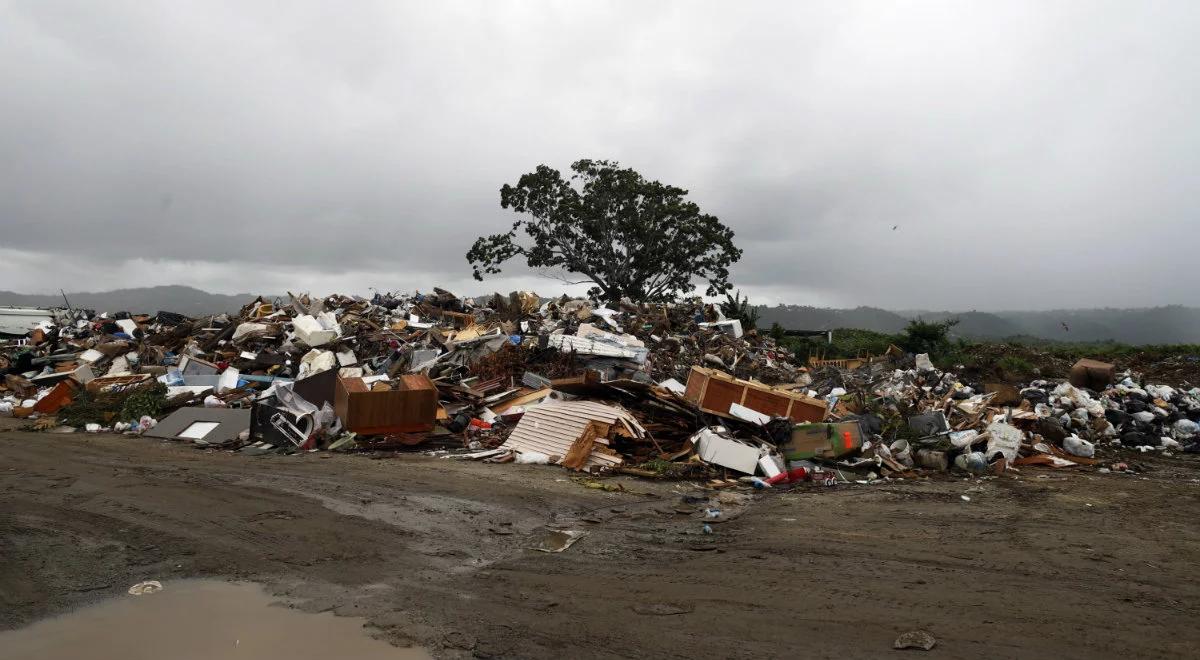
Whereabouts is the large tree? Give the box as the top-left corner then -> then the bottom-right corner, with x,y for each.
466,159 -> 742,304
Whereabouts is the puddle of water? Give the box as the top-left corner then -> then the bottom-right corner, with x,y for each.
530,529 -> 587,553
0,579 -> 430,660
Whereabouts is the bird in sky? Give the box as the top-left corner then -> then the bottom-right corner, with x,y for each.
892,225 -> 899,231
1061,321 -> 1070,332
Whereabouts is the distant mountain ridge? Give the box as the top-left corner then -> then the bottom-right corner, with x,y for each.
0,285 -> 262,316
757,304 -> 1200,345
2,286 -> 1197,344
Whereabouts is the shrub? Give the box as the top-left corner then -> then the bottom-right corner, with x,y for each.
898,318 -> 959,355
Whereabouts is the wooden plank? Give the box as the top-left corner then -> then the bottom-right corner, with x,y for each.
683,366 -> 707,404
743,387 -> 791,418
490,388 -> 553,413
562,421 -> 604,470
702,377 -> 743,416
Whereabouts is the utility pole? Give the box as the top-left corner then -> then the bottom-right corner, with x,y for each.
60,289 -> 75,315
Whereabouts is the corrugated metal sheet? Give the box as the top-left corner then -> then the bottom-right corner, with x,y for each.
546,334 -> 648,363
501,399 -> 643,470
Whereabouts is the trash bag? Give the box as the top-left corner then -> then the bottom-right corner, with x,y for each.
515,451 -> 551,465
1063,435 -> 1095,458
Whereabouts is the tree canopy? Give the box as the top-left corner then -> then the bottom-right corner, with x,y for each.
466,159 -> 742,304
898,318 -> 960,355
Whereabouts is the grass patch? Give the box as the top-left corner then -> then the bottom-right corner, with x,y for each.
783,328 -> 896,362
997,355 -> 1034,377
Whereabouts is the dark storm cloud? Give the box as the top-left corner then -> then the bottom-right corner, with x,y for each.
2,1 -> 1198,309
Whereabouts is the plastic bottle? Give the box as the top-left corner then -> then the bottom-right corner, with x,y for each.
953,452 -> 988,473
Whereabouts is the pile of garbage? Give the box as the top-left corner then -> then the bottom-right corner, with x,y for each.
2,290 -> 1197,487
833,357 -> 1200,481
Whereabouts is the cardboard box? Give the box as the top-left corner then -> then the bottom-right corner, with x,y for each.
683,366 -> 826,423
984,383 -> 1021,406
335,375 -> 437,435
780,422 -> 864,461
1069,359 -> 1115,390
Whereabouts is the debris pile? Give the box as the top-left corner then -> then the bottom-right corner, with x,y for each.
3,293 -> 1198,488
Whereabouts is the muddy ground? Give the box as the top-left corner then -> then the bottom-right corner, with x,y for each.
3,418 -> 1200,659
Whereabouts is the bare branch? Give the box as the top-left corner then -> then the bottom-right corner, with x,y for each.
534,268 -> 595,286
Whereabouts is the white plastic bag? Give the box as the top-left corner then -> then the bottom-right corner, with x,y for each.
1063,435 -> 1095,458
298,349 -> 336,379
986,421 -> 1023,462
1173,419 -> 1198,439
514,451 -> 551,465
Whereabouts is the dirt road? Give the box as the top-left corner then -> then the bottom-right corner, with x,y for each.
3,419 -> 1200,659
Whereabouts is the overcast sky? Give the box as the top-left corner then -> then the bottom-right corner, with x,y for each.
2,1 -> 1198,310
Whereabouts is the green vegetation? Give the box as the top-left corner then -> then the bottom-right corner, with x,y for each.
932,341 -> 978,372
997,355 -> 1035,378
118,383 -> 169,420
780,327 -> 895,362
719,289 -> 759,331
897,318 -> 959,355
467,159 -> 741,304
782,319 -> 962,365
639,458 -> 692,478
778,323 -> 1200,384
58,382 -> 168,427
1022,339 -> 1200,362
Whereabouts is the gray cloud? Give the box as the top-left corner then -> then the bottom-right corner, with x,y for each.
2,1 -> 1198,310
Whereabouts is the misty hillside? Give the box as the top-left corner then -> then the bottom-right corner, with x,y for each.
0,285 -> 261,316
3,286 -> 1199,344
758,305 -> 1200,344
